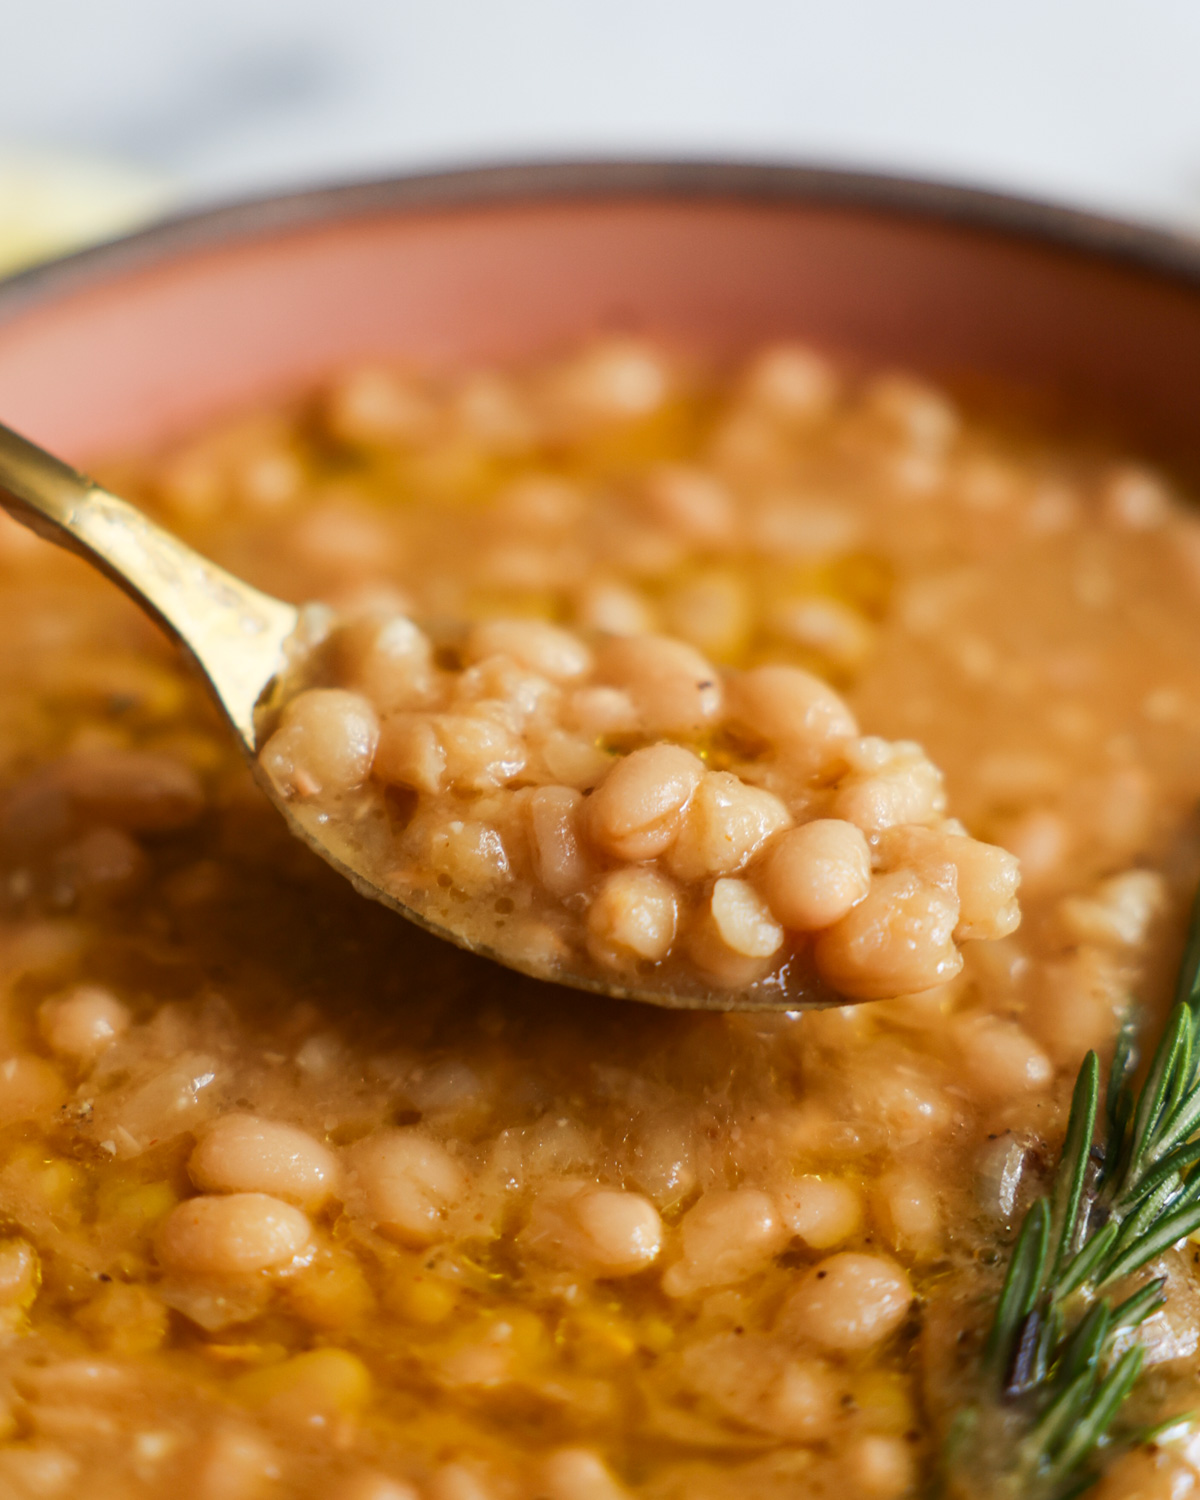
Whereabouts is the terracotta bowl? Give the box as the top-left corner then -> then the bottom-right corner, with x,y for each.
1,160 -> 1200,472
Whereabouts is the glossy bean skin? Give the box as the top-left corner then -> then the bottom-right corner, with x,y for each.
345,1130 -> 466,1246
586,745 -> 705,862
156,1194 -> 313,1276
779,1252 -> 913,1352
189,1115 -> 342,1210
260,689 -> 379,799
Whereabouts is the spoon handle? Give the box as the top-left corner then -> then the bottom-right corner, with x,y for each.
0,421 -> 298,744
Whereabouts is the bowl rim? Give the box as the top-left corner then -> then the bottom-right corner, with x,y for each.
2,158 -> 1200,324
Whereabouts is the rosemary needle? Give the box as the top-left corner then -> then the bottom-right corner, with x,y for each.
945,882 -> 1200,1499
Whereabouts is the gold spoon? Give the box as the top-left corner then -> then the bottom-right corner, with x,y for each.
0,420 -> 833,1013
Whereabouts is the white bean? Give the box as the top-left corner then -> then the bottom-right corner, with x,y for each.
779,1251 -> 913,1352
878,823 -> 1019,940
586,869 -> 679,970
37,985 -> 130,1065
814,870 -> 962,1001
758,819 -> 871,931
642,465 -> 735,545
777,1176 -> 863,1249
666,772 -> 790,882
336,614 -> 433,714
726,664 -> 857,761
189,1115 -> 341,1210
595,635 -> 722,736
871,1169 -> 941,1260
524,1186 -> 663,1275
0,1238 -> 38,1306
587,745 -> 704,861
539,1447 -> 630,1500
832,743 -> 945,833
346,1129 -> 466,1246
662,1188 -> 788,1296
156,1193 -> 312,1276
428,819 -> 511,895
548,337 -> 670,425
260,689 -> 379,799
466,620 -> 592,681
526,787 -> 594,898
709,878 -> 785,958
742,344 -> 838,425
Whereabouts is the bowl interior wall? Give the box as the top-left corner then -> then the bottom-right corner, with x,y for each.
0,193 -> 1197,465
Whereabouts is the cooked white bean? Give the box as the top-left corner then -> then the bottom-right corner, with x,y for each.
725,664 -> 857,760
539,1447 -> 630,1500
538,732 -> 612,790
260,689 -> 379,799
526,787 -> 594,898
768,595 -> 874,671
780,1251 -> 913,1352
843,1435 -> 916,1499
662,570 -> 750,658
758,819 -> 871,931
871,1169 -> 941,1259
324,365 -> 438,447
777,1176 -> 863,1250
525,1186 -> 663,1275
586,745 -> 704,861
679,1332 -> 838,1441
452,655 -> 558,725
189,1115 -> 341,1210
565,685 -> 640,738
0,1238 -> 38,1306
37,985 -> 130,1065
662,1188 -> 788,1296
376,713 -> 524,794
742,344 -> 838,424
952,1015 -> 1052,1100
832,742 -> 945,833
1058,869 -> 1166,949
466,619 -> 592,681
435,715 -> 527,792
156,1193 -> 312,1276
642,465 -> 735,545
195,1425 -> 283,1500
814,871 -> 962,1000
346,1130 -> 466,1246
708,878 -> 785,959
573,581 -> 657,637
866,374 -> 959,456
666,772 -> 790,881
0,1056 -> 66,1128
336,614 -> 433,713
594,635 -> 722,736
374,714 -> 446,793
878,823 -> 1020,940
428,819 -> 511,895
586,869 -> 679,970
548,337 -> 670,425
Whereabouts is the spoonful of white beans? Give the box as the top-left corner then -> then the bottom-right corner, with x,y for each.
0,419 -> 1021,1010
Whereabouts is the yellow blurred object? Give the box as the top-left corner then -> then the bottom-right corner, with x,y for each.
0,151 -> 172,277
231,1347 -> 373,1418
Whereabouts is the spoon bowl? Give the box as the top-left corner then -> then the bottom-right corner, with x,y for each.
0,419 -> 838,1012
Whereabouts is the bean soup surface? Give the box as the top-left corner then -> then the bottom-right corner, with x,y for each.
1,338 -> 1199,1499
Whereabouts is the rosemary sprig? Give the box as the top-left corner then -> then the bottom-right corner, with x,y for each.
946,883 -> 1200,1499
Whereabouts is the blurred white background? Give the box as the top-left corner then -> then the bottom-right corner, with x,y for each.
2,0 -> 1200,258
